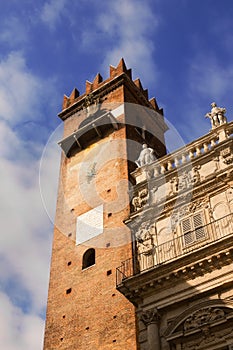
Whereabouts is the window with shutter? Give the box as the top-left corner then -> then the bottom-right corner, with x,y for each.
193,212 -> 205,241
181,211 -> 206,246
182,217 -> 193,245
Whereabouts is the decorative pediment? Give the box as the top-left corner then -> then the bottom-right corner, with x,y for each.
164,300 -> 233,341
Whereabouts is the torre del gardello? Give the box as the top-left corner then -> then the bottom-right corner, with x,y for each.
43,59 -> 233,350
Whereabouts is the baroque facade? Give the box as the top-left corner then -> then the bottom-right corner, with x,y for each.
117,102 -> 233,350
43,60 -> 233,350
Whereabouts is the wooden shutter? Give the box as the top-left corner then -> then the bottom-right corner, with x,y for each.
181,212 -> 206,246
193,212 -> 205,241
181,217 -> 193,245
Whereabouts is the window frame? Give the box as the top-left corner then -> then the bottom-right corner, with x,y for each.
82,248 -> 96,270
181,211 -> 207,247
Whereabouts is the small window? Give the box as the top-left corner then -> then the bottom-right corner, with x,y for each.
181,212 -> 206,246
82,248 -> 95,269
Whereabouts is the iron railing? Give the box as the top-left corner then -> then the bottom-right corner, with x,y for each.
116,213 -> 233,286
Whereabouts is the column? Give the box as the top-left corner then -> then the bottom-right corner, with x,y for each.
141,308 -> 161,350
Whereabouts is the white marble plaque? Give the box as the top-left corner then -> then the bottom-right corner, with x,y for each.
76,205 -> 103,245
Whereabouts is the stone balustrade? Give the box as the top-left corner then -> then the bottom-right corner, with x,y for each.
132,122 -> 233,185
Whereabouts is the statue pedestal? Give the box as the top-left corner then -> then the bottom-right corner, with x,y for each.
218,127 -> 227,143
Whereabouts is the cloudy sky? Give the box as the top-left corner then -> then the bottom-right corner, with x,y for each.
1,0 -> 233,348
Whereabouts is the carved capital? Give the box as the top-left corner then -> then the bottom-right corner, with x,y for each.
141,308 -> 160,326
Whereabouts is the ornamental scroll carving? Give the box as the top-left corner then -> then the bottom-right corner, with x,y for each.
132,187 -> 148,211
183,307 -> 225,331
170,197 -> 210,231
141,308 -> 160,326
169,167 -> 201,196
220,146 -> 233,165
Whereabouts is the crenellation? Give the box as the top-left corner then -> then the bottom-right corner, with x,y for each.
85,80 -> 92,94
60,58 -> 161,118
92,72 -> 103,88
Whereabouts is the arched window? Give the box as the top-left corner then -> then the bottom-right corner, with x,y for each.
82,248 -> 95,269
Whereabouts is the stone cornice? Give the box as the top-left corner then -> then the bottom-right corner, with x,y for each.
117,237 -> 233,304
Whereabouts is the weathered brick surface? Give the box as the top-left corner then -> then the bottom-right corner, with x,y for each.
44,60 -> 166,349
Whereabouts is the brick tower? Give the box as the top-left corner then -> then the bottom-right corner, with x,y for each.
43,59 -> 167,349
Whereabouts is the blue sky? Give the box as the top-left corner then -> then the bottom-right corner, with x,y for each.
1,0 -> 233,348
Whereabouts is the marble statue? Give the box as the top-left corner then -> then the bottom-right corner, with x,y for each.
135,144 -> 156,167
205,102 -> 227,128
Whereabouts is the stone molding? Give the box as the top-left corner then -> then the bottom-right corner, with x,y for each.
119,244 -> 233,303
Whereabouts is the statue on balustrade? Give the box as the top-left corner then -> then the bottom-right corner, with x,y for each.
205,102 -> 227,129
135,144 -> 156,167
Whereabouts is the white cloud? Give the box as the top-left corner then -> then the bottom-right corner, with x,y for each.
189,55 -> 233,100
82,0 -> 159,85
0,51 -> 61,346
0,52 -> 43,124
40,0 -> 68,30
177,53 -> 233,141
0,292 -> 44,350
0,16 -> 28,47
0,133 -> 55,312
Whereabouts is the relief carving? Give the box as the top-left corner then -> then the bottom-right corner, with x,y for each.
181,327 -> 233,350
136,222 -> 156,270
191,165 -> 201,184
188,197 -> 209,213
170,176 -> 179,195
132,188 -> 148,211
83,93 -> 101,115
220,146 -> 233,165
183,307 -> 225,331
149,185 -> 158,205
169,171 -> 193,196
135,222 -> 155,254
179,170 -> 192,190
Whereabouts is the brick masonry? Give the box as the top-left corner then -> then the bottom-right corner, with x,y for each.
43,59 -> 166,349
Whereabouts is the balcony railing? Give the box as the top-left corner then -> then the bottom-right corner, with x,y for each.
131,121 -> 233,185
116,213 -> 233,286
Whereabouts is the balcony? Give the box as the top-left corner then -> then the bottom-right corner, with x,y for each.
131,121 -> 233,186
116,213 -> 233,287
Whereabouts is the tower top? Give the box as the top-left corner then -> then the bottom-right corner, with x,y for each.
58,58 -> 161,120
